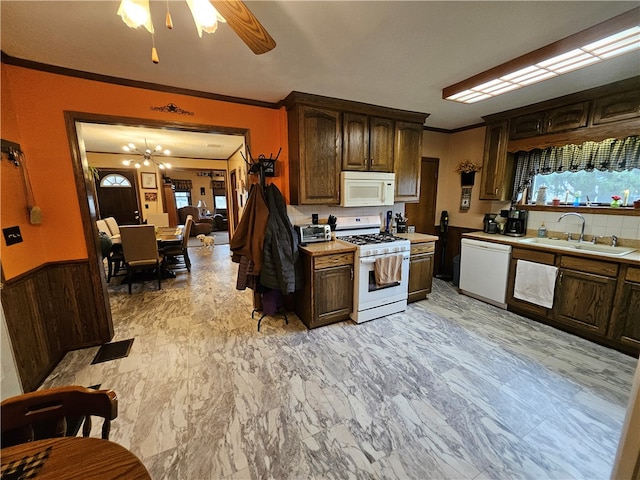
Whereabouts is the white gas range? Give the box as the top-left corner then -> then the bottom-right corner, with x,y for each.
334,216 -> 411,323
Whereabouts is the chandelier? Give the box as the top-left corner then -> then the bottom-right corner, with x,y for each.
117,0 -> 227,63
121,140 -> 172,170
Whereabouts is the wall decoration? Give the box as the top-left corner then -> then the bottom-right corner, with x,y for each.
460,186 -> 472,210
149,103 -> 194,116
141,172 -> 157,189
144,192 -> 158,202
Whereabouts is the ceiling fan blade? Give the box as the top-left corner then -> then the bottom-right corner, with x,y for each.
211,0 -> 276,55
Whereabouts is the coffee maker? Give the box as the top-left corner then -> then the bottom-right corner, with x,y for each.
503,209 -> 528,237
483,214 -> 498,233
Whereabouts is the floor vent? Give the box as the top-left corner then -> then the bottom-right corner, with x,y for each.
91,339 -> 134,364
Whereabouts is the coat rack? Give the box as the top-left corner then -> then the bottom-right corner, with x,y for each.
241,146 -> 281,188
1,139 -> 43,224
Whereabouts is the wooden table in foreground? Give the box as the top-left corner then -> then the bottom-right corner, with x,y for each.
1,437 -> 150,480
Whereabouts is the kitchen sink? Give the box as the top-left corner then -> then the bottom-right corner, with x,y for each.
573,243 -> 637,256
518,238 -> 575,248
518,237 -> 636,257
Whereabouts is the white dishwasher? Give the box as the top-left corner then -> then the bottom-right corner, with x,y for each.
459,238 -> 512,309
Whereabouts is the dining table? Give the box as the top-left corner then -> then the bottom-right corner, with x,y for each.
0,437 -> 151,480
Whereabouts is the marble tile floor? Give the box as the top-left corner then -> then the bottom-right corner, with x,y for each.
43,244 -> 638,479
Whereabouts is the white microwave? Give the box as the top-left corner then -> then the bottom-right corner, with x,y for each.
340,171 -> 395,207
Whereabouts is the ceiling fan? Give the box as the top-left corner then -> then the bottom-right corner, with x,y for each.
117,0 -> 276,62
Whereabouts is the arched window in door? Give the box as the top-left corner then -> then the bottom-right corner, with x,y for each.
100,174 -> 131,188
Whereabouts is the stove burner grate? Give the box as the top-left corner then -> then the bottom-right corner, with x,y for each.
339,233 -> 406,246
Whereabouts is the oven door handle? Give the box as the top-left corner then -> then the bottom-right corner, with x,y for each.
360,255 -> 409,264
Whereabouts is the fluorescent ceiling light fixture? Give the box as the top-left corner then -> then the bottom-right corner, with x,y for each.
443,8 -> 640,104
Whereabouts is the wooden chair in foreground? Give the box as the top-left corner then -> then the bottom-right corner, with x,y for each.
1,385 -> 118,448
120,224 -> 163,293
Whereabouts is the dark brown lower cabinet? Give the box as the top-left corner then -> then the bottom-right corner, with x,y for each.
407,242 -> 434,303
294,251 -> 353,328
553,268 -> 617,336
609,267 -> 640,350
506,246 -> 640,355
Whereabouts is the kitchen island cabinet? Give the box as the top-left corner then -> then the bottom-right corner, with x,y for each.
295,242 -> 356,329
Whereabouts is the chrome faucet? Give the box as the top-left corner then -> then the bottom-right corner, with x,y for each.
558,212 -> 585,242
611,235 -> 618,247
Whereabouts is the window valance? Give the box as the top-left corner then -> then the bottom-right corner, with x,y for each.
513,136 -> 640,198
172,179 -> 192,192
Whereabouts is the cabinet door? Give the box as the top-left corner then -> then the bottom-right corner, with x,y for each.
342,113 -> 369,171
314,265 -> 353,327
554,269 -> 616,336
509,113 -> 545,139
479,121 -> 512,201
298,106 -> 342,204
545,102 -> 589,133
609,281 -> 640,350
394,121 -> 423,202
369,117 -> 395,172
592,89 -> 640,125
408,252 -> 434,303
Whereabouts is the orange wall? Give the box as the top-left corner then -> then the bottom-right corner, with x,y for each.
1,64 -> 288,280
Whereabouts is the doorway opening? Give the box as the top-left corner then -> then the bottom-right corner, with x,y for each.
65,111 -> 249,320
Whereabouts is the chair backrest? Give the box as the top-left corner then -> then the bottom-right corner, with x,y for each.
1,385 -> 118,447
96,219 -> 111,236
104,217 -> 120,236
120,225 -> 159,263
146,212 -> 169,227
182,215 -> 193,248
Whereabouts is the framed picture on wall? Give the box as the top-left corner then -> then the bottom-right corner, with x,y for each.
141,172 -> 157,189
144,192 -> 157,202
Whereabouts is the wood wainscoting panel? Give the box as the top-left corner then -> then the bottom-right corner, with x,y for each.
1,260 -> 113,392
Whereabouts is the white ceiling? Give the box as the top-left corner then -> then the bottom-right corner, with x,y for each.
2,1 -> 639,157
78,123 -> 245,160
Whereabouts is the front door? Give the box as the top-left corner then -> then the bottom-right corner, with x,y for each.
96,169 -> 141,225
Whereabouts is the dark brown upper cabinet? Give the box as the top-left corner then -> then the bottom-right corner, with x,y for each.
342,113 -> 394,172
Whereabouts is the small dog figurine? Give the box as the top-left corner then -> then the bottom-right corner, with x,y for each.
196,234 -> 215,248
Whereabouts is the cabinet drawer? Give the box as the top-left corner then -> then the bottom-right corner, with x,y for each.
411,242 -> 435,255
314,252 -> 354,270
559,256 -> 618,277
512,247 -> 555,265
626,267 -> 640,283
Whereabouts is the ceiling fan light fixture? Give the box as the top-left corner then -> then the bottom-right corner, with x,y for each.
117,0 -> 154,33
443,7 -> 640,104
186,0 -> 226,37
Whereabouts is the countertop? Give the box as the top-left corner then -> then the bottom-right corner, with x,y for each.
299,240 -> 356,257
396,232 -> 439,243
463,231 -> 640,265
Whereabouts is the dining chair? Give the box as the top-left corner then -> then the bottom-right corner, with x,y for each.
1,385 -> 118,448
163,215 -> 193,272
119,225 -> 163,293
